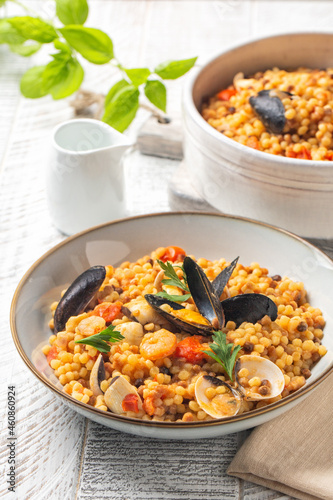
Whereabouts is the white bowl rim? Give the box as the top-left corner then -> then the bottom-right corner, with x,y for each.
183,31 -> 333,169
10,211 -> 333,429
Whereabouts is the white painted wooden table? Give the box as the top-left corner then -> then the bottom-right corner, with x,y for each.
1,1 -> 332,499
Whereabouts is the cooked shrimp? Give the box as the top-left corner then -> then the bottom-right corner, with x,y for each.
140,329 -> 177,360
76,316 -> 106,336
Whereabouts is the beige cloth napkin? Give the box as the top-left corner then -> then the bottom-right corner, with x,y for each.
227,372 -> 333,500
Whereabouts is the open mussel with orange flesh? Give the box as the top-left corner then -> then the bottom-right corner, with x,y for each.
54,266 -> 106,333
249,89 -> 293,134
143,294 -> 214,335
183,255 -> 224,330
145,256 -> 277,336
145,256 -> 225,335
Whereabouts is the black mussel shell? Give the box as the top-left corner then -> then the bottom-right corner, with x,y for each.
144,294 -> 184,312
144,294 -> 213,335
222,293 -> 278,328
249,89 -> 288,134
54,266 -> 106,333
183,256 -> 224,330
212,257 -> 239,299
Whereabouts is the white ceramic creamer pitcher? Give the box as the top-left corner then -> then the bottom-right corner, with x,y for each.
47,119 -> 132,235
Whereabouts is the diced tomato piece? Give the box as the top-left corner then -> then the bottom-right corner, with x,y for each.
174,335 -> 207,364
325,151 -> 333,161
297,147 -> 312,160
217,88 -> 237,101
46,345 -> 60,365
90,301 -> 122,323
246,136 -> 260,150
160,246 -> 186,263
287,146 -> 311,160
122,394 -> 140,412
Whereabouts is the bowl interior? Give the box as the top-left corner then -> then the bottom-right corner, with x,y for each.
11,213 -> 333,430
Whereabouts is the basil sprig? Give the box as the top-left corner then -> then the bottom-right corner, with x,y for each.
0,0 -> 197,131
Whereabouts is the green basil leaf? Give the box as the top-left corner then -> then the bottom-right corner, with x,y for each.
8,17 -> 58,43
104,79 -> 130,109
43,56 -> 84,99
53,39 -> 71,54
0,19 -> 26,45
20,65 -> 48,98
124,68 -> 150,86
102,85 -> 139,132
0,0 -> 7,7
50,60 -> 83,99
144,79 -> 166,112
60,26 -> 113,64
56,0 -> 89,26
155,56 -> 197,80
42,55 -> 68,89
9,41 -> 41,57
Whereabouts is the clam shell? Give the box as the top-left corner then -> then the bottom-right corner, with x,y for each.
235,355 -> 285,400
195,375 -> 242,419
104,375 -> 143,414
89,353 -> 105,397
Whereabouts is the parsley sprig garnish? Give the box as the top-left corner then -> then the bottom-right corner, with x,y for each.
155,291 -> 192,303
156,259 -> 191,302
203,331 -> 241,381
75,325 -> 124,353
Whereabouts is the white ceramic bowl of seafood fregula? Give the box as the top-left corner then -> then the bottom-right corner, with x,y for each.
10,213 -> 333,439
183,32 -> 333,239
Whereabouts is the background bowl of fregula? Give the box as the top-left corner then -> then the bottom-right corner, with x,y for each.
10,213 -> 333,439
182,32 -> 333,239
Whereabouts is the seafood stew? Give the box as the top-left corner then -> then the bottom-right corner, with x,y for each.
42,246 -> 327,422
202,68 -> 333,161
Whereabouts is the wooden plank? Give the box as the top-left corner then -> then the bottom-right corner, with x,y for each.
77,422 -> 241,500
0,50 -> 28,176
